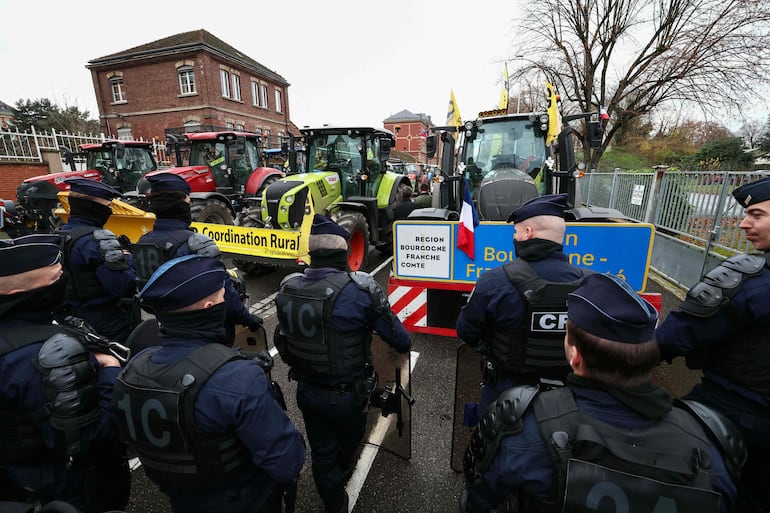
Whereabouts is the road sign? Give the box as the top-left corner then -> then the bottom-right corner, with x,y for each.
393,221 -> 655,292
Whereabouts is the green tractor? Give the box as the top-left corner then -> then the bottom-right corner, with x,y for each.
236,126 -> 412,273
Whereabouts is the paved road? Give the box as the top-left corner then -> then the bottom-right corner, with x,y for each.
125,262 -> 699,513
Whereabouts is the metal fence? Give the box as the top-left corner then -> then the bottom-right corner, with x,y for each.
0,126 -> 169,167
582,170 -> 770,288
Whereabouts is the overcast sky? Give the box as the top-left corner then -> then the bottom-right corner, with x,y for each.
0,0 -> 526,130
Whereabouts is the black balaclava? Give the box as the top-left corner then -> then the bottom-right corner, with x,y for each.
157,302 -> 227,344
513,238 -> 563,261
148,192 -> 192,224
0,275 -> 68,317
309,248 -> 350,271
69,197 -> 112,226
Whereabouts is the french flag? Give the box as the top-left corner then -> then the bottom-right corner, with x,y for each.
457,178 -> 479,259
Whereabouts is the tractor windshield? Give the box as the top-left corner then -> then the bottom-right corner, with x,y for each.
189,138 -> 262,189
86,146 -> 157,191
462,118 -> 547,194
308,134 -> 364,176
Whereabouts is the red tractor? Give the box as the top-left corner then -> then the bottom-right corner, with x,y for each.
130,131 -> 284,224
15,140 -> 159,232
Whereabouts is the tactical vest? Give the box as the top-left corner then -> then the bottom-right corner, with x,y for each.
0,324 -> 99,463
274,271 -> 370,380
132,231 -> 190,289
681,253 -> 770,394
486,260 -> 590,380
112,344 -> 252,491
465,386 -> 736,513
58,225 -> 107,300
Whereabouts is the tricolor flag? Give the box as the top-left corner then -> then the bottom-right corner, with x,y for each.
457,178 -> 479,260
446,90 -> 462,130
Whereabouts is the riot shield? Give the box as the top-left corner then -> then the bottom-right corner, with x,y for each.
451,343 -> 485,472
363,334 -> 414,461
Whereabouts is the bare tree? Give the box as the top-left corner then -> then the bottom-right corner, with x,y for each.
509,0 -> 770,167
740,118 -> 764,149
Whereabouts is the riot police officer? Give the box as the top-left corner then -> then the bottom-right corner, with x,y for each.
461,273 -> 743,513
112,255 -> 305,513
57,178 -> 137,343
0,234 -> 130,512
133,172 -> 261,345
657,176 -> 770,512
456,193 -> 591,419
274,214 -> 411,513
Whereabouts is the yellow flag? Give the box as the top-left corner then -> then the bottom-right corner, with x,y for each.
545,82 -> 562,146
498,63 -> 509,111
446,90 -> 462,129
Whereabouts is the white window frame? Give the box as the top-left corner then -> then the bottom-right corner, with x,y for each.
110,77 -> 125,103
260,84 -> 268,108
274,89 -> 283,113
251,81 -> 259,106
231,74 -> 241,101
184,120 -> 201,133
178,66 -> 196,95
117,126 -> 132,139
220,69 -> 231,98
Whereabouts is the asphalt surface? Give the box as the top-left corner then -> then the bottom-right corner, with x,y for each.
124,260 -> 700,513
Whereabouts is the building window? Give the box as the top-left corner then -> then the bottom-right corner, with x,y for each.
110,77 -> 125,103
231,74 -> 241,101
260,84 -> 268,108
251,81 -> 259,106
274,89 -> 283,113
178,66 -> 196,95
225,122 -> 234,129
117,126 -> 132,139
184,120 -> 200,133
220,69 -> 231,98
236,123 -> 245,131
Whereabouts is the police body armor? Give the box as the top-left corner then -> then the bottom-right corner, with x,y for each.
485,260 -> 591,382
0,325 -> 100,463
58,225 -> 106,300
112,343 -> 252,491
680,253 -> 770,394
274,271 -> 370,380
133,232 -> 224,290
463,386 -> 746,513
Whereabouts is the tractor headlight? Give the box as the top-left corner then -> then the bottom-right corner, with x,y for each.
285,194 -> 294,204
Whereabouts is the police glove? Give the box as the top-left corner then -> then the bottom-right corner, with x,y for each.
253,350 -> 274,372
247,313 -> 263,332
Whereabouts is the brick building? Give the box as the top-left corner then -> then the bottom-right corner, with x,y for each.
86,29 -> 297,146
383,110 -> 433,163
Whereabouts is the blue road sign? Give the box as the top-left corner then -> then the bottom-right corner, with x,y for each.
394,221 -> 655,292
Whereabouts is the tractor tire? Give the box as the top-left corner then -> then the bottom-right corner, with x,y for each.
254,176 -> 279,205
190,199 -> 234,225
233,206 -> 275,276
334,211 -> 369,272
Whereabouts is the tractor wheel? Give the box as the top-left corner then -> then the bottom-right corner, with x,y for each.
190,199 -> 234,225
254,176 -> 279,205
233,206 -> 275,276
334,211 -> 369,272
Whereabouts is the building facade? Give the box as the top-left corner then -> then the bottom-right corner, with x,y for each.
383,110 -> 433,163
86,29 -> 296,146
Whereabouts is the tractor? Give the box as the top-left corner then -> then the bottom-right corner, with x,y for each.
235,125 -> 413,273
130,131 -> 284,225
15,140 -> 159,233
423,83 -> 622,223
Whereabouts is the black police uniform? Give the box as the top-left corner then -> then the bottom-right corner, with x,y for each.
113,255 -> 305,513
457,194 -> 589,418
56,178 -> 137,343
274,214 -> 411,513
133,172 -> 259,346
0,234 -> 129,512
461,274 -> 742,513
657,176 -> 770,512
